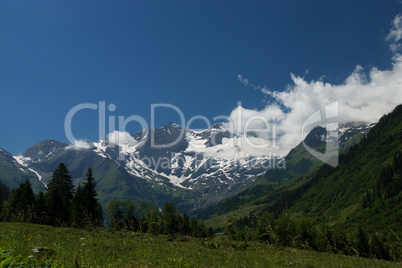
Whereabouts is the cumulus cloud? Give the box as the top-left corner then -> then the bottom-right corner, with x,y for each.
107,131 -> 138,146
223,104 -> 282,137
66,140 -> 93,150
228,14 -> 402,157
189,136 -> 278,159
231,56 -> 402,156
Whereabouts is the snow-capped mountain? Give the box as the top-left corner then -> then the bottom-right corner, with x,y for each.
339,122 -> 376,143
18,139 -> 68,163
0,122 -> 374,211
102,122 -> 274,191
86,122 -> 277,207
0,146 -> 44,190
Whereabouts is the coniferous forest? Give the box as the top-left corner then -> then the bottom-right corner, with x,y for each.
195,105 -> 402,262
0,163 -> 213,238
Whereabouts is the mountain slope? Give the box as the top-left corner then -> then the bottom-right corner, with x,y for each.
1,119 -> 376,212
194,126 -> 331,220
196,123 -> 373,219
198,105 -> 402,236
14,142 -> 181,208
257,123 -> 375,184
124,122 -> 273,196
284,106 -> 402,234
256,126 -> 327,184
0,147 -> 42,190
10,122 -> 278,210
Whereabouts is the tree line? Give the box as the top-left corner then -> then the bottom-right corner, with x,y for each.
0,163 -> 214,237
223,212 -> 400,261
106,200 -> 214,237
0,163 -> 102,228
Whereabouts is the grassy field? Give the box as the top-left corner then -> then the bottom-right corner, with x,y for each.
0,222 -> 400,267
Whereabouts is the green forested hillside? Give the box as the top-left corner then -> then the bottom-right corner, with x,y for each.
194,127 -> 329,220
285,105 -> 402,234
198,105 -> 402,238
256,126 -> 327,184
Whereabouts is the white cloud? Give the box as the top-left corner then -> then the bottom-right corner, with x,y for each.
387,14 -> 402,53
66,132 -> 137,151
229,15 -> 402,157
275,60 -> 402,152
189,136 -> 279,159
223,104 -> 282,136
107,131 -> 138,146
237,74 -> 249,86
237,74 -> 270,95
66,140 -> 93,150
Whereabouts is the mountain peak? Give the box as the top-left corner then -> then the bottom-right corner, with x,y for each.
162,122 -> 182,129
304,126 -> 327,149
211,122 -> 224,129
22,139 -> 68,161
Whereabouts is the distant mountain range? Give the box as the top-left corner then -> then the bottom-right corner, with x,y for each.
0,119 -> 375,212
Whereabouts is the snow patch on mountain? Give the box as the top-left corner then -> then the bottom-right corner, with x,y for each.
13,155 -> 47,188
13,155 -> 31,166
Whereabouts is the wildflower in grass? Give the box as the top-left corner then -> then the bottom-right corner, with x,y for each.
24,234 -> 33,242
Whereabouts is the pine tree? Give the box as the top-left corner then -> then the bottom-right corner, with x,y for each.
22,180 -> 36,207
107,200 -> 124,230
147,209 -> 159,234
81,168 -> 103,227
0,188 -> 3,221
22,180 -> 36,222
71,185 -> 85,227
0,182 -> 10,201
181,212 -> 190,234
35,190 -> 47,224
46,163 -> 75,226
8,180 -> 36,222
122,200 -> 138,230
48,163 -> 74,205
356,226 -> 370,257
46,186 -> 66,226
161,202 -> 178,234
58,167 -> 104,228
189,216 -> 199,237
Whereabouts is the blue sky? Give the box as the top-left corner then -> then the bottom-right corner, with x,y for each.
1,0 -> 401,155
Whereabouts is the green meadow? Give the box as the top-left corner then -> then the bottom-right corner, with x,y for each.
0,222 -> 399,268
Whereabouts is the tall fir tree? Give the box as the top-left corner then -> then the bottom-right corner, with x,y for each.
8,179 -> 36,222
35,189 -> 47,224
0,188 -> 3,221
71,185 -> 85,227
181,212 -> 190,234
0,182 -> 10,202
161,202 -> 178,234
83,168 -> 103,227
72,168 -> 103,227
46,163 -> 75,226
22,179 -> 36,206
